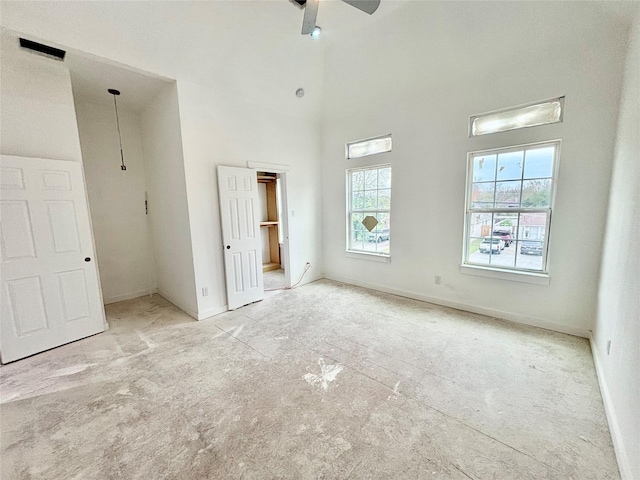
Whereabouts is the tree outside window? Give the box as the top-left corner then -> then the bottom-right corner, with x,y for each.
347,165 -> 391,255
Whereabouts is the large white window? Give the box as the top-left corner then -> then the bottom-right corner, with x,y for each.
464,141 -> 560,274
347,165 -> 391,256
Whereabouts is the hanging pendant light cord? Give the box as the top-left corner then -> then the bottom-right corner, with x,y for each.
112,94 -> 127,171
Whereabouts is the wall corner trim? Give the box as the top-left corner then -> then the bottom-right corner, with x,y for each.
589,333 -> 630,480
155,289 -> 199,320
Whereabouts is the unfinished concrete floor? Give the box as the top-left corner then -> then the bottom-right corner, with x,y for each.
264,268 -> 287,291
0,280 -> 618,479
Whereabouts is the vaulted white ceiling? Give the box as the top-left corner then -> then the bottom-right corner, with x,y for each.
0,1 -> 637,116
0,0 -> 404,116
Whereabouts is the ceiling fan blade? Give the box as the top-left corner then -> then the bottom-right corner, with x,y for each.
341,0 -> 381,15
301,0 -> 320,34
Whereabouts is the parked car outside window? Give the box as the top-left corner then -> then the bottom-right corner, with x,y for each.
367,228 -> 390,243
464,141 -> 559,274
520,241 -> 543,256
479,237 -> 505,254
492,229 -> 513,246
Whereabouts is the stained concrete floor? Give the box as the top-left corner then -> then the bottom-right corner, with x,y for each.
0,280 -> 618,479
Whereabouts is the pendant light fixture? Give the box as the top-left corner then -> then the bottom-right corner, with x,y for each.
108,88 -> 127,171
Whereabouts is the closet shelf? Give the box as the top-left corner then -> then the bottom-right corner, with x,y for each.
262,262 -> 280,273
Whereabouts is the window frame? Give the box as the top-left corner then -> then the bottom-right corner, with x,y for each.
346,163 -> 392,259
468,96 -> 565,137
346,134 -> 392,160
462,140 -> 561,276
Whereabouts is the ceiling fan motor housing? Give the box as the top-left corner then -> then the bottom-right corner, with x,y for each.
290,0 -> 306,9
292,0 -> 381,35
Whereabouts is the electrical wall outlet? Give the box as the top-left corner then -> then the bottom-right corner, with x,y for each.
434,275 -> 441,285
202,287 -> 209,297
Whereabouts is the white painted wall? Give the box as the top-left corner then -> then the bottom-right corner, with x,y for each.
320,1 -> 630,337
0,2 -> 325,121
1,2 -> 325,319
0,33 -> 82,162
593,14 -> 640,480
176,80 -> 322,318
140,83 -> 198,317
0,32 -> 108,333
1,5 -> 636,471
74,101 -> 157,304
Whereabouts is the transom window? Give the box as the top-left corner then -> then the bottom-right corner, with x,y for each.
469,97 -> 564,137
464,141 -> 560,273
347,134 -> 392,159
347,165 -> 391,256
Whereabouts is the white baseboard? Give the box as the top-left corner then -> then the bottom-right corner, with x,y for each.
103,288 -> 157,305
295,271 -> 324,288
156,291 -> 228,321
195,272 -> 324,319
104,288 -> 209,322
197,304 -> 228,320
589,333 -> 630,480
155,289 -> 199,320
322,273 -> 589,338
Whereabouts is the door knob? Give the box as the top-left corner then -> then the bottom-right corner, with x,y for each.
85,257 -> 91,262
226,245 -> 231,250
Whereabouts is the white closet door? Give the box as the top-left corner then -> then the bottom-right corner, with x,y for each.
217,166 -> 264,310
1,155 -> 105,363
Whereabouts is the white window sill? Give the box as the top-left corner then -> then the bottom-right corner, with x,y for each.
460,264 -> 550,285
345,251 -> 391,263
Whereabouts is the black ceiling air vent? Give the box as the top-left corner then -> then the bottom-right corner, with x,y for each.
19,38 -> 66,61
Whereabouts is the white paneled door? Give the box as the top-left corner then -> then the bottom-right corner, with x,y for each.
0,156 -> 105,363
217,166 -> 264,310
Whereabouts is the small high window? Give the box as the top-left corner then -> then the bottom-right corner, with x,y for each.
463,141 -> 560,274
347,165 -> 391,256
347,134 -> 392,159
470,97 -> 564,137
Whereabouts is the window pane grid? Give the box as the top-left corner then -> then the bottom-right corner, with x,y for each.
466,210 -> 549,272
347,165 -> 391,255
465,141 -> 557,273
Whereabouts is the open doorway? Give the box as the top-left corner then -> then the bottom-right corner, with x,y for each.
69,55 -> 164,308
256,170 -> 291,291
